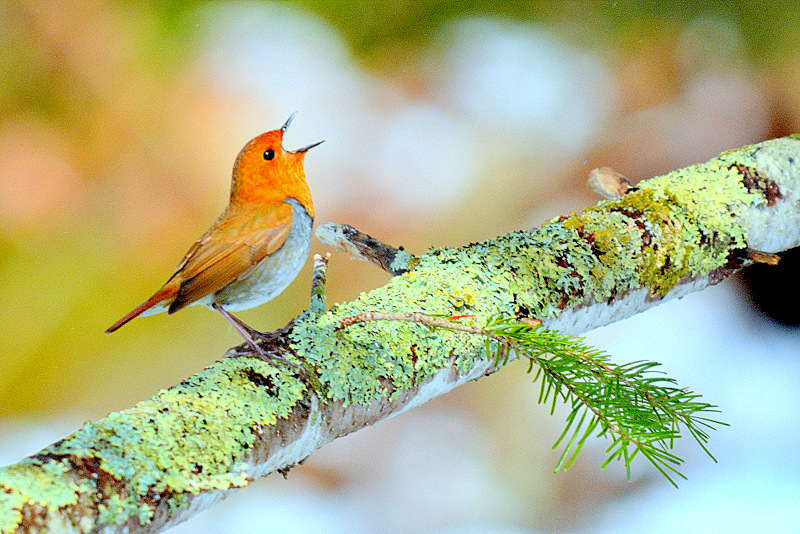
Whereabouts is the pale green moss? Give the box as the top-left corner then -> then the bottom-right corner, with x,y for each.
1,138 -> 789,531
291,140 -> 771,403
628,151 -> 756,294
0,490 -> 25,533
95,493 -> 154,527
0,358 -> 305,529
292,250 -> 509,405
389,249 -> 415,273
97,494 -> 133,526
293,224 -> 604,404
558,147 -> 760,297
0,462 -> 89,511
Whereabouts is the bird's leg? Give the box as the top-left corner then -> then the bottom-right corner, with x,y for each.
309,253 -> 331,314
213,304 -> 300,369
213,303 -> 263,339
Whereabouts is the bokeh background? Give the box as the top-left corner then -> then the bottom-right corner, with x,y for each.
1,1 -> 799,532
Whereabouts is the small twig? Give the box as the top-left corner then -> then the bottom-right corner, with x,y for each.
309,253 -> 331,313
588,167 -> 632,199
337,311 -> 542,334
520,317 -> 543,327
336,311 -> 720,486
315,222 -> 417,275
746,248 -> 781,265
335,311 -> 493,335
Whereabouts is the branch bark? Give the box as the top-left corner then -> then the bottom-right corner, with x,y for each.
2,136 -> 799,533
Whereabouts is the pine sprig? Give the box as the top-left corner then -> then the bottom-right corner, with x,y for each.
336,312 -> 724,486
482,315 -> 724,487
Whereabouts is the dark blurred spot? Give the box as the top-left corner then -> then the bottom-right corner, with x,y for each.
740,246 -> 800,326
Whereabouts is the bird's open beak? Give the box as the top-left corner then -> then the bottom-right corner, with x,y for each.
293,140 -> 325,153
281,112 -> 297,133
280,112 -> 324,152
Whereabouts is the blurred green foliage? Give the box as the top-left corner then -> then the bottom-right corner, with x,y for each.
0,0 -> 798,419
7,0 -> 800,120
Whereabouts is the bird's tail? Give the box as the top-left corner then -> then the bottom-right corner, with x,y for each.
105,284 -> 176,333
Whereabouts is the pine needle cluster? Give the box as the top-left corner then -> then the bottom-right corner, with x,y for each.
482,315 -> 725,486
337,311 -> 724,485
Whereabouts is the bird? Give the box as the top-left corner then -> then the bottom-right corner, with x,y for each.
106,113 -> 323,363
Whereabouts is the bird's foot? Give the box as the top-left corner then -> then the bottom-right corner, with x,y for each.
225,335 -> 302,370
214,304 -> 301,370
251,343 -> 302,370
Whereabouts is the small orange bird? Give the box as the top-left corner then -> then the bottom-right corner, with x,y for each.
106,114 -> 322,360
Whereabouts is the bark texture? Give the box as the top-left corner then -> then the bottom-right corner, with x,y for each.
1,136 -> 799,533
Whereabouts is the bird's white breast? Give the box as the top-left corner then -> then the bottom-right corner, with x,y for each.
211,198 -> 313,312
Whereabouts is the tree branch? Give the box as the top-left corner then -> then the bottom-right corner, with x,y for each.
1,137 -> 799,532
314,222 -> 417,275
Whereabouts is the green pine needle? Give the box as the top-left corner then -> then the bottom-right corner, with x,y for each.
480,315 -> 725,487
339,311 -> 725,486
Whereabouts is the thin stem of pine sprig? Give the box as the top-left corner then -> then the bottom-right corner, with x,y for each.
482,315 -> 725,468
487,318 -> 724,485
336,312 -> 724,486
534,354 -> 688,485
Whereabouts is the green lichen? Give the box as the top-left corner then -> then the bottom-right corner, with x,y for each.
291,140 -> 771,405
291,249 -> 515,405
1,138 -> 790,531
293,223 -> 612,405
0,490 -> 25,533
0,358 -> 305,529
0,461 -> 90,511
448,288 -> 475,308
97,494 -> 134,526
390,249 -> 415,273
71,359 -> 301,497
565,149 -> 759,297
94,493 -> 154,527
0,458 -> 95,533
98,359 -> 295,492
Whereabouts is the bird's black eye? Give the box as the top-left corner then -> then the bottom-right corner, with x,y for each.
263,149 -> 275,161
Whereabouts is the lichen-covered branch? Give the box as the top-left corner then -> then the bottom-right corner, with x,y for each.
2,137 -> 799,533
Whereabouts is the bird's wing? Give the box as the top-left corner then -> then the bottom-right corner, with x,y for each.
167,201 -> 294,313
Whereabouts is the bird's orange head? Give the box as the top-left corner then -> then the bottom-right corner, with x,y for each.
229,113 -> 323,218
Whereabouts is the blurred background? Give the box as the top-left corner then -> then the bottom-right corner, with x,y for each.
1,1 -> 799,532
